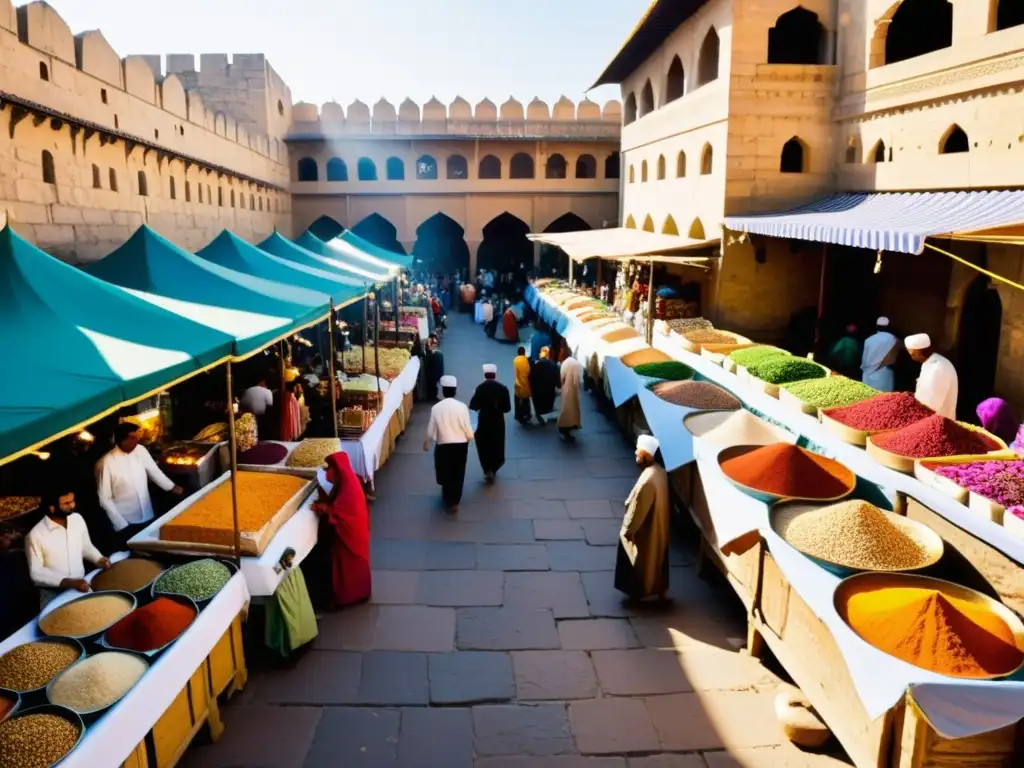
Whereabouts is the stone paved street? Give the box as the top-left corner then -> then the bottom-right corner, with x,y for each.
183,314 -> 851,768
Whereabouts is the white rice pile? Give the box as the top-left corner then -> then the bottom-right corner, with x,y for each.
687,410 -> 796,448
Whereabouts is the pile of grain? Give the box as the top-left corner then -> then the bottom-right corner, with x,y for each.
653,381 -> 741,410
286,438 -> 343,469
0,713 -> 79,768
729,345 -> 790,367
683,329 -> 737,345
667,318 -> 713,334
0,642 -> 81,692
91,558 -> 164,593
688,410 -> 794,448
619,349 -> 671,367
782,377 -> 878,410
747,358 -> 826,385
155,559 -> 231,602
39,594 -> 134,638
777,501 -> 930,570
602,328 -> 641,344
48,652 -> 147,713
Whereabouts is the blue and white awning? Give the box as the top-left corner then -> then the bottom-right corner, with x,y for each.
724,191 -> 1024,255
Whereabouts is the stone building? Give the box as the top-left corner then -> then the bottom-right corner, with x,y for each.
598,0 -> 1024,413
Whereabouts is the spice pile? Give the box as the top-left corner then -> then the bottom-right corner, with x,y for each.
872,415 -> 1000,459
620,349 -> 672,367
632,361 -> 695,381
49,652 -> 147,713
690,410 -> 792,447
602,328 -> 641,344
782,377 -> 878,410
721,443 -> 851,499
0,712 -> 79,768
667,318 -> 713,334
155,559 -> 231,601
286,438 -> 342,469
778,501 -> 930,570
823,392 -> 933,432
0,496 -> 40,521
160,472 -> 307,548
843,585 -> 1023,678
91,558 -> 164,593
747,357 -> 826,385
234,413 -> 258,453
236,442 -> 290,466
0,642 -> 80,692
39,594 -> 134,638
106,597 -> 197,652
729,346 -> 790,368
933,461 -> 1024,507
653,381 -> 741,410
683,330 -> 737,345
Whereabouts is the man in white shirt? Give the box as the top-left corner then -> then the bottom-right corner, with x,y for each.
905,333 -> 959,419
96,423 -> 183,544
27,488 -> 110,608
861,316 -> 899,392
424,375 -> 475,513
240,376 -> 274,416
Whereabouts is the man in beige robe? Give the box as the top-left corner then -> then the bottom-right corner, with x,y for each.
615,435 -> 671,601
557,355 -> 583,442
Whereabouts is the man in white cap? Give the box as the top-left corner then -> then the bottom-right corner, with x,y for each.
470,364 -> 511,482
861,317 -> 899,392
424,375 -> 475,512
905,333 -> 958,419
615,434 -> 671,602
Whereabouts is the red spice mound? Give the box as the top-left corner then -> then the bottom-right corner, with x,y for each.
105,597 -> 196,652
720,443 -> 851,498
824,392 -> 933,432
872,415 -> 1000,459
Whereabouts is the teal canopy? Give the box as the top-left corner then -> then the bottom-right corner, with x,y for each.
196,230 -> 366,307
257,232 -> 384,287
336,230 -> 412,268
292,232 -> 394,285
83,226 -> 331,359
0,227 -> 235,463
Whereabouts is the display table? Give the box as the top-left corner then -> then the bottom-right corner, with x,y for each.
0,573 -> 249,768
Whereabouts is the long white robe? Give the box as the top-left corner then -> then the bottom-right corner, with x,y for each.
915,352 -> 958,419
615,463 -> 670,599
557,357 -> 583,429
861,331 -> 899,392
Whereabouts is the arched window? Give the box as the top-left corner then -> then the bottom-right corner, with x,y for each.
604,153 -> 620,179
545,153 -> 567,179
326,157 -> 348,181
697,28 -> 720,87
185,181 -> 191,202
39,62 -> 49,81
250,195 -> 255,211
780,137 -> 806,173
258,197 -> 263,211
92,164 -> 101,189
663,215 -> 679,236
641,160 -> 648,182
845,138 -> 859,164
767,7 -> 825,64
884,0 -> 953,66
998,0 -> 1024,30
510,153 -> 534,179
628,165 -> 635,184
479,155 -> 502,179
676,151 -> 687,178
230,189 -> 235,207
869,140 -> 888,163
198,185 -> 203,203
640,80 -> 655,116
576,154 -> 597,179
625,214 -> 637,229
41,151 -> 55,184
624,93 -> 637,125
689,218 -> 706,240
666,56 -> 685,102
386,157 -> 405,180
137,170 -> 148,196
417,155 -> 438,180
700,144 -> 713,175
169,177 -> 177,199
642,215 -> 655,233
656,155 -> 666,180
358,157 -> 378,181
940,124 -> 969,154
297,157 -> 318,181
447,155 -> 468,179
109,168 -> 118,192
218,187 -> 224,206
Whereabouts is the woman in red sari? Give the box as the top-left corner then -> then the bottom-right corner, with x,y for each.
308,452 -> 371,608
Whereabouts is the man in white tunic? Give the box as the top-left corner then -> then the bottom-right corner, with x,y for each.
905,333 -> 958,419
861,317 -> 899,392
615,435 -> 671,602
557,355 -> 583,442
96,422 -> 183,544
424,376 -> 475,513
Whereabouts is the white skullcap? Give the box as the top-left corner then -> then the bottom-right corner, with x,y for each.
877,317 -> 890,327
637,435 -> 660,457
904,333 -> 931,351
440,375 -> 458,388
316,467 -> 334,495
482,364 -> 498,375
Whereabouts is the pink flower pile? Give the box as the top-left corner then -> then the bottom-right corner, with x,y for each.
934,461 -> 1024,507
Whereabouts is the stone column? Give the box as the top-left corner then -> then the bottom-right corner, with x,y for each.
467,240 -> 481,278
951,0 -> 993,40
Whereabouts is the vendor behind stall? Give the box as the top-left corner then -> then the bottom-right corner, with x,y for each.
26,488 -> 110,608
96,423 -> 183,547
905,333 -> 959,419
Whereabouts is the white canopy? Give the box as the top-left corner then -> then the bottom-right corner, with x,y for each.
528,227 -> 719,263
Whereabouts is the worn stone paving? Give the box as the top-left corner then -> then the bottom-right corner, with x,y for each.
183,314 -> 851,768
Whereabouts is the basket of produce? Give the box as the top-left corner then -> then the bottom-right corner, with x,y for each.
651,381 -> 741,410
779,377 -> 878,416
601,327 -> 641,344
38,592 -> 136,642
726,345 -> 790,375
46,651 -> 148,719
913,459 -> 1024,524
286,438 -> 343,469
632,361 -> 695,381
865,415 -> 1008,474
101,595 -> 198,657
717,443 -> 855,504
821,392 -> 935,446
1005,506 -> 1024,539
0,705 -> 84,767
678,329 -> 738,354
153,558 -> 236,606
913,459 -> 971,504
0,639 -> 85,698
770,498 -> 943,576
684,410 -> 796,448
619,349 -> 672,368
0,496 -> 40,524
90,556 -> 166,597
834,572 -> 1024,680
745,358 -> 828,398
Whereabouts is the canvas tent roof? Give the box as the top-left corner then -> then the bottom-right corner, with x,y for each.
336,229 -> 412,268
528,227 -> 719,263
196,230 -> 366,307
257,232 -> 385,286
0,226 -> 234,464
293,232 -> 395,283
83,226 -> 331,359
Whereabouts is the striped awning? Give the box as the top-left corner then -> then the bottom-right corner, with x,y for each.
723,191 -> 1024,255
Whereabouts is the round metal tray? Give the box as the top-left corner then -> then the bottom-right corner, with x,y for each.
45,650 -> 149,719
717,444 -> 856,505
38,591 -> 137,642
0,637 -> 85,699
99,594 -> 199,657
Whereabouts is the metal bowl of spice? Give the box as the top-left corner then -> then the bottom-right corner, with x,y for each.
717,443 -> 855,505
46,650 -> 148,720
0,690 -> 20,725
834,572 -> 1024,680
770,499 -> 944,576
0,704 -> 84,768
89,557 -> 166,598
38,592 -> 136,642
0,638 -> 85,698
152,558 -> 236,606
101,594 -> 199,657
